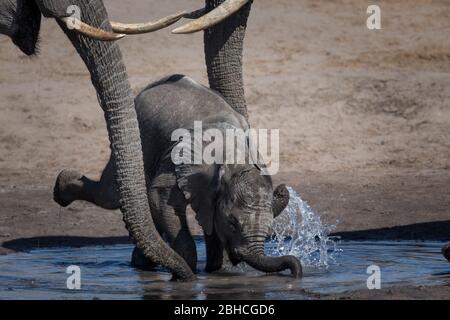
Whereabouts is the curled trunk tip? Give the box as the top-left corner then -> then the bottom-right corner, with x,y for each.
281,255 -> 302,278
240,249 -> 303,278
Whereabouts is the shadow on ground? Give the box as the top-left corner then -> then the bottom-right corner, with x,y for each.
2,236 -> 131,252
332,220 -> 450,241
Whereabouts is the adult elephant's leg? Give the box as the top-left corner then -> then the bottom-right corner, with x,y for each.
47,0 -> 194,280
149,169 -> 197,273
54,153 -> 120,210
204,0 -> 252,119
204,231 -> 224,272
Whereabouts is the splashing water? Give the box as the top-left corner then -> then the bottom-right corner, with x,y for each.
269,187 -> 340,268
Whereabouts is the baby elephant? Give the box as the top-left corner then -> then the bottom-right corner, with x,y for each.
54,75 -> 302,277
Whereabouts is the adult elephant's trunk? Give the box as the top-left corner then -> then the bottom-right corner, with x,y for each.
204,0 -> 252,120
239,238 -> 302,277
46,0 -> 194,280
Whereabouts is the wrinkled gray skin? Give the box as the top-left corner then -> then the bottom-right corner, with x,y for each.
0,0 -> 194,280
204,0 -> 252,120
54,75 -> 302,277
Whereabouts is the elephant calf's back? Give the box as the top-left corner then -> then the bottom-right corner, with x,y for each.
135,74 -> 244,128
134,74 -> 248,170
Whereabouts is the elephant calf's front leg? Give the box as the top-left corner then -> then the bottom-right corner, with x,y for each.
149,170 -> 198,273
204,231 -> 224,273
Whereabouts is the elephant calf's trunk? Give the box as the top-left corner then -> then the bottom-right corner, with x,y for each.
239,246 -> 302,278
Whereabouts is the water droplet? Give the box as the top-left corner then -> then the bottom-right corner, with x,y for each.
268,187 -> 340,269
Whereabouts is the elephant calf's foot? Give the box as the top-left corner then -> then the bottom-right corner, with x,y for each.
204,249 -> 224,273
205,261 -> 223,273
53,169 -> 84,207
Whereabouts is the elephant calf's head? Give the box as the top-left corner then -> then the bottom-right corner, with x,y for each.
213,165 -> 302,277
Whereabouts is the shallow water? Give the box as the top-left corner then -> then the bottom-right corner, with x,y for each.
1,190 -> 448,299
0,240 -> 448,300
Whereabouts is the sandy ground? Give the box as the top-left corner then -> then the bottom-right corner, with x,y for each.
0,0 -> 450,299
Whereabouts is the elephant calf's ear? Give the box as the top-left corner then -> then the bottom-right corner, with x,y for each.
272,184 -> 290,218
174,161 -> 219,236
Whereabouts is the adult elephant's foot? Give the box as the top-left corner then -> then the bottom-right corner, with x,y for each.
131,247 -> 158,271
53,169 -> 84,207
442,243 -> 450,262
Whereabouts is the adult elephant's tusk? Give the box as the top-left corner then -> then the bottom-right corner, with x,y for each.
60,17 -> 125,41
110,11 -> 187,34
172,0 -> 250,34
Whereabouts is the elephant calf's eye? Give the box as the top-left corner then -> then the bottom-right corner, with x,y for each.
228,216 -> 240,232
